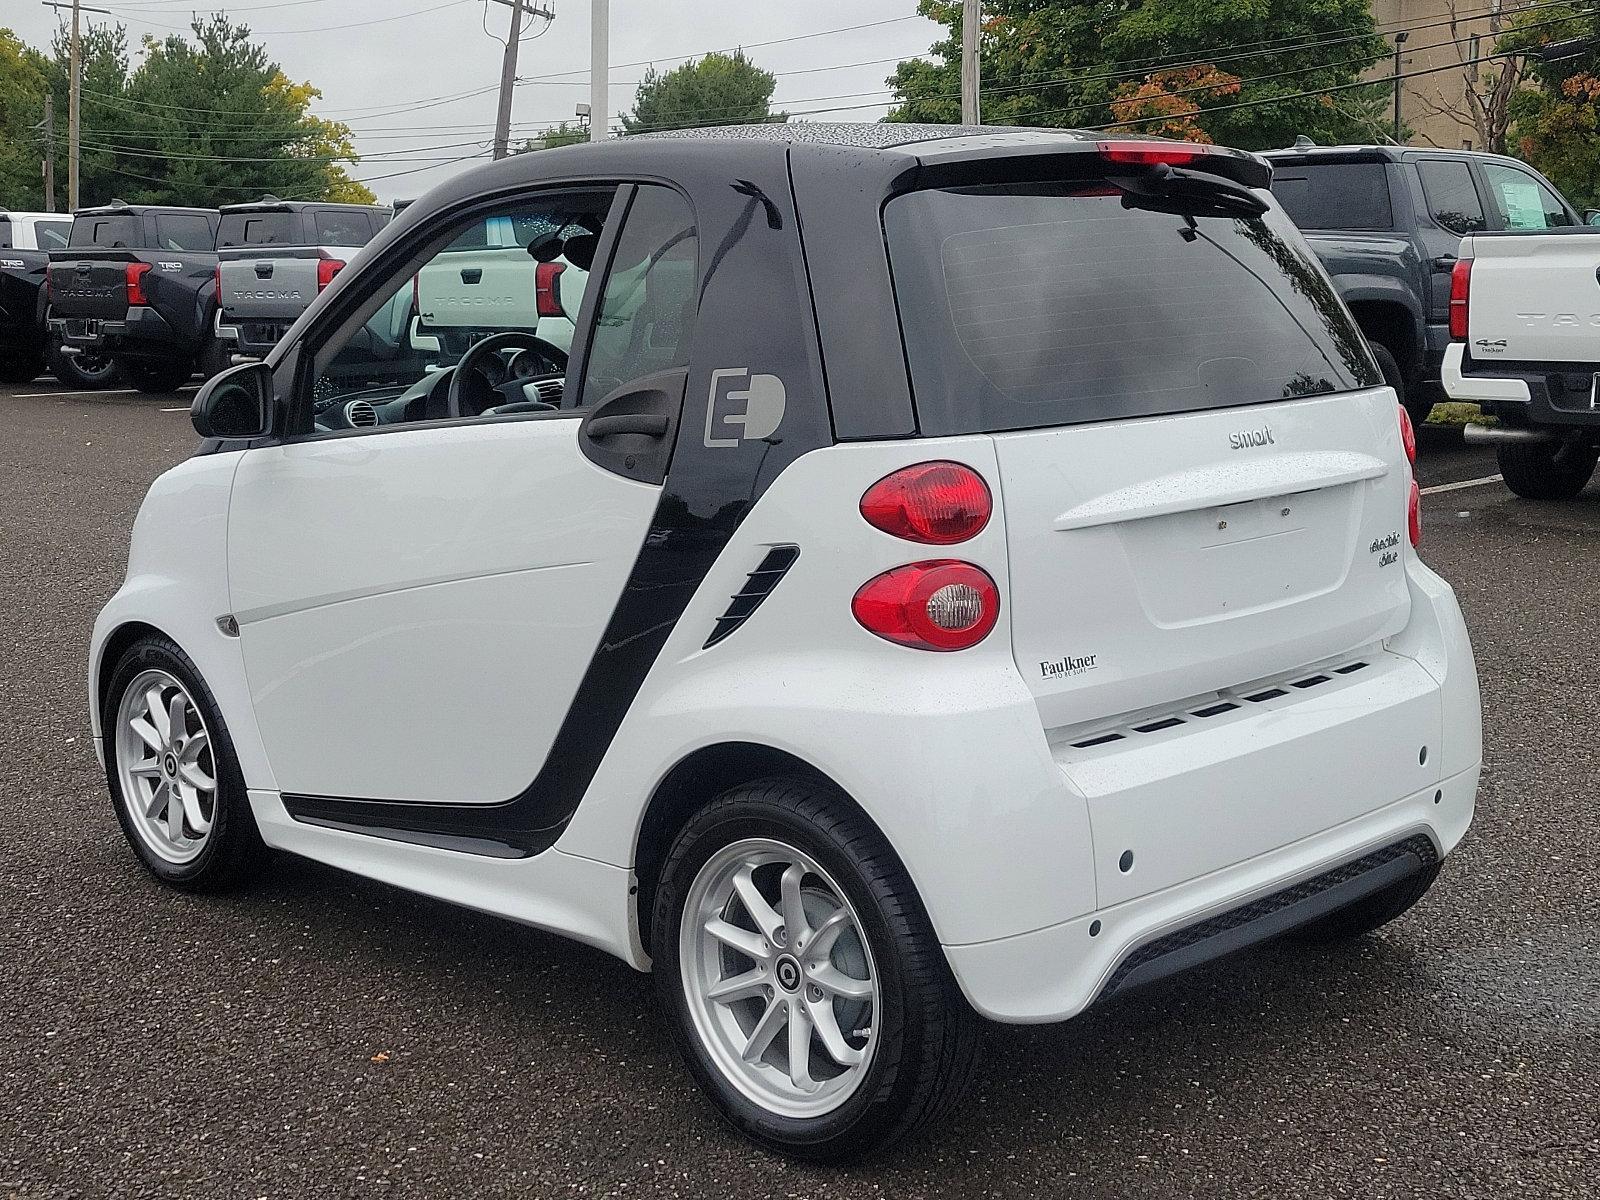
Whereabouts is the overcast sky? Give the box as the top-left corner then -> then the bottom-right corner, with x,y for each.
8,0 -> 944,203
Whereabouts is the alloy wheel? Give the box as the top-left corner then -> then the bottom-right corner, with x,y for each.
680,837 -> 879,1119
113,669 -> 218,864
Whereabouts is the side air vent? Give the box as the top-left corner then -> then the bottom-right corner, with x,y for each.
344,399 -> 378,428
703,545 -> 799,649
531,378 -> 563,406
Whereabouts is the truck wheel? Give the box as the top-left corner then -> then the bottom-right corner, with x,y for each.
1370,343 -> 1430,426
122,357 -> 196,394
199,337 -> 234,381
103,634 -> 267,892
1497,437 -> 1600,501
0,347 -> 45,384
652,778 -> 978,1163
1294,862 -> 1440,942
49,340 -> 121,389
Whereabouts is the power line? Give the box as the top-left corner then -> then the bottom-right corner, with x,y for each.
98,0 -> 477,35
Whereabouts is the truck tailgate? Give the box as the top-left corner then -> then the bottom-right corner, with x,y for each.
1464,229 -> 1600,362
47,255 -> 129,320
218,253 -> 322,322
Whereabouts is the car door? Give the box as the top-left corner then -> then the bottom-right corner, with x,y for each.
224,183 -> 700,809
1412,157 -> 1488,324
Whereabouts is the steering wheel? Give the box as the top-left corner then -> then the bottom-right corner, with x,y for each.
446,330 -> 569,418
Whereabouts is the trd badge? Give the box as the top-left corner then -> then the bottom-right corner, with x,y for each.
704,367 -> 786,448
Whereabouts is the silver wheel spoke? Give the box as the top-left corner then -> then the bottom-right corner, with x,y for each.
741,997 -> 786,1063
145,686 -> 171,741
803,906 -> 854,964
810,962 -> 873,1000
177,758 -> 215,792
167,694 -> 188,745
786,1000 -> 816,1091
144,781 -> 170,819
706,967 -> 769,1005
165,789 -> 185,841
128,759 -> 162,779
731,865 -> 784,942
705,917 -> 768,963
779,863 -> 811,947
178,783 -> 212,837
806,995 -> 866,1067
129,717 -> 163,753
182,729 -> 210,761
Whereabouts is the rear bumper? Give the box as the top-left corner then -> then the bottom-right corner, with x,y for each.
946,768 -> 1473,1022
215,309 -> 292,360
49,306 -> 179,358
1441,341 -> 1600,428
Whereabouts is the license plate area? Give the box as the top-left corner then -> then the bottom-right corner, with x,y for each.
67,318 -> 102,339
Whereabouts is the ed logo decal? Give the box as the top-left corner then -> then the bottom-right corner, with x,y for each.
704,367 -> 786,448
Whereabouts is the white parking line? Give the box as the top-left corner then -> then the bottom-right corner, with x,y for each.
1422,473 -> 1504,495
11,384 -> 200,399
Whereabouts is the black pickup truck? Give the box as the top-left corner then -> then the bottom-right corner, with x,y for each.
47,203 -> 220,393
1264,144 -> 1588,424
0,211 -> 75,383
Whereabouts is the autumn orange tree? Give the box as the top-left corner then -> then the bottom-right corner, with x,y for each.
1503,4 -> 1600,208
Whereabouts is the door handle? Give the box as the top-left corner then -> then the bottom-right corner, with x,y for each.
585,412 -> 669,439
460,268 -> 482,284
1431,255 -> 1457,270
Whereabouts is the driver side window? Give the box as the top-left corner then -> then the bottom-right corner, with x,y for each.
307,190 -> 614,433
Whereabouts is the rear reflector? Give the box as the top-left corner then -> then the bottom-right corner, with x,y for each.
1398,403 -> 1416,464
852,560 -> 1000,651
535,261 -> 566,318
317,258 -> 345,292
126,262 -> 152,307
1449,258 -> 1472,340
860,461 -> 992,544
1097,139 -> 1210,168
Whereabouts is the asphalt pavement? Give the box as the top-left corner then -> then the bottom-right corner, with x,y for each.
1,380 -> 1595,1199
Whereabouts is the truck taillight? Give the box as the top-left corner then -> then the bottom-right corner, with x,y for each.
212,263 -> 221,297
1449,258 -> 1472,340
860,461 -> 992,544
535,261 -> 566,318
317,258 -> 345,292
126,262 -> 151,307
852,560 -> 1000,652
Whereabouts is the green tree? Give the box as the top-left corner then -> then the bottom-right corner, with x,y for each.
518,120 -> 589,151
620,49 -> 782,134
887,0 -> 1392,150
0,29 -> 51,207
1503,4 -> 1600,207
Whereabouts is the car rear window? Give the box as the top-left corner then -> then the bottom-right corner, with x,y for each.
885,183 -> 1376,436
36,220 -> 72,250
156,213 -> 216,251
1269,160 -> 1393,231
71,214 -> 142,248
218,212 -> 299,247
314,209 -> 375,245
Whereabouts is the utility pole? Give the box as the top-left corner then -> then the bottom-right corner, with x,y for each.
590,0 -> 608,142
961,0 -> 980,125
41,0 -> 111,210
489,0 -> 554,159
1392,30 -> 1409,145
42,94 -> 56,212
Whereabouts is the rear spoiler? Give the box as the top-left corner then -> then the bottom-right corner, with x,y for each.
908,136 -> 1273,192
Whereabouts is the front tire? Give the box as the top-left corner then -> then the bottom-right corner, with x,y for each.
652,779 -> 978,1162
1497,437 -> 1600,501
49,339 -> 121,388
103,635 -> 266,891
122,356 -> 195,394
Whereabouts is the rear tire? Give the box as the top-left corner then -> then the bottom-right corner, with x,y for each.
1497,437 -> 1600,500
199,336 -> 234,381
48,339 -> 121,388
122,356 -> 195,394
102,635 -> 266,892
1294,862 -> 1441,942
651,778 -> 978,1163
0,347 -> 45,383
1370,342 -> 1431,426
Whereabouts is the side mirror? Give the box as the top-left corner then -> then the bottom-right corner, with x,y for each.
1585,210 -> 1600,226
191,361 -> 272,440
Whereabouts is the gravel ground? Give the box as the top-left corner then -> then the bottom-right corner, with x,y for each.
1,383 -> 1595,1199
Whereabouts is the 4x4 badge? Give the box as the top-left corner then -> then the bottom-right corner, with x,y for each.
704,367 -> 786,448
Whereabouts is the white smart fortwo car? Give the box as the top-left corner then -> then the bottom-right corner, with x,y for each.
89,126 -> 1481,1162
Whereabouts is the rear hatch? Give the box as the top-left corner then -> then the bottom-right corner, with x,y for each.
886,171 -> 1413,742
1462,229 -> 1600,363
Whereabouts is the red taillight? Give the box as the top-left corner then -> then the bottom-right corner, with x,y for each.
1408,479 -> 1422,548
1398,403 -> 1416,464
852,560 -> 1000,652
316,258 -> 345,292
1449,258 -> 1472,340
212,263 -> 221,297
535,261 -> 566,318
1097,139 -> 1209,168
126,262 -> 151,307
860,461 -> 992,545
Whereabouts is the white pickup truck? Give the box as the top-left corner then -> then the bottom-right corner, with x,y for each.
1442,227 -> 1600,499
